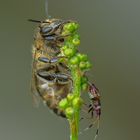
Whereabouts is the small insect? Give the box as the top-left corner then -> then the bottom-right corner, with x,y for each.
30,18 -> 75,117
80,83 -> 101,140
88,83 -> 101,124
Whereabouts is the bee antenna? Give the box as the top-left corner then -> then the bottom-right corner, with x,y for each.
28,19 -> 42,23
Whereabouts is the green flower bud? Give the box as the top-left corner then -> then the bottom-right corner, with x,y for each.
73,34 -> 80,39
72,97 -> 83,109
72,23 -> 79,30
72,38 -> 80,46
63,48 -> 76,57
79,61 -> 92,70
63,23 -> 77,33
77,53 -> 88,62
62,45 -> 69,51
81,83 -> 88,91
65,107 -> 74,119
69,56 -> 80,65
85,61 -> 92,69
79,61 -> 87,69
65,22 -> 79,32
81,76 -> 88,84
67,94 -> 74,101
65,41 -> 75,48
59,98 -> 68,109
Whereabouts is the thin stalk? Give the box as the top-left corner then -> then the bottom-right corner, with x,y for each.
69,68 -> 81,140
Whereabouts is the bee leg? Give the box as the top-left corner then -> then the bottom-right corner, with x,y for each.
28,19 -> 42,23
81,103 -> 94,119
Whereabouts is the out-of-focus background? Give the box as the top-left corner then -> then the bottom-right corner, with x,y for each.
0,0 -> 140,140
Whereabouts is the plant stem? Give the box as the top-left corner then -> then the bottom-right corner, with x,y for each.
69,68 -> 81,140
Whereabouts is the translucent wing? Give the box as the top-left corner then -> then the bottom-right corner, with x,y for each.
30,73 -> 40,108
30,45 -> 41,107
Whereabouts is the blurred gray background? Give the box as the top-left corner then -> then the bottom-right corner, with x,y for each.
0,0 -> 140,140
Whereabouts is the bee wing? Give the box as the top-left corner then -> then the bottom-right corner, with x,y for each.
30,72 -> 40,108
30,46 -> 41,108
32,94 -> 40,108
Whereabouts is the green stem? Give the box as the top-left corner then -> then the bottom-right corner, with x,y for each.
69,68 -> 81,140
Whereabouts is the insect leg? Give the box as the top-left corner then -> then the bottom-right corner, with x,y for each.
79,105 -> 100,138
28,19 -> 42,23
79,82 -> 101,140
80,103 -> 94,120
88,82 -> 101,139
28,19 -> 50,23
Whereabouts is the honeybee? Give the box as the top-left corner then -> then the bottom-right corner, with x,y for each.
30,18 -> 74,117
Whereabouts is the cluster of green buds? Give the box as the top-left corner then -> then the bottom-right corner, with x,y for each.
59,94 -> 83,119
61,22 -> 92,71
58,22 -> 92,120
